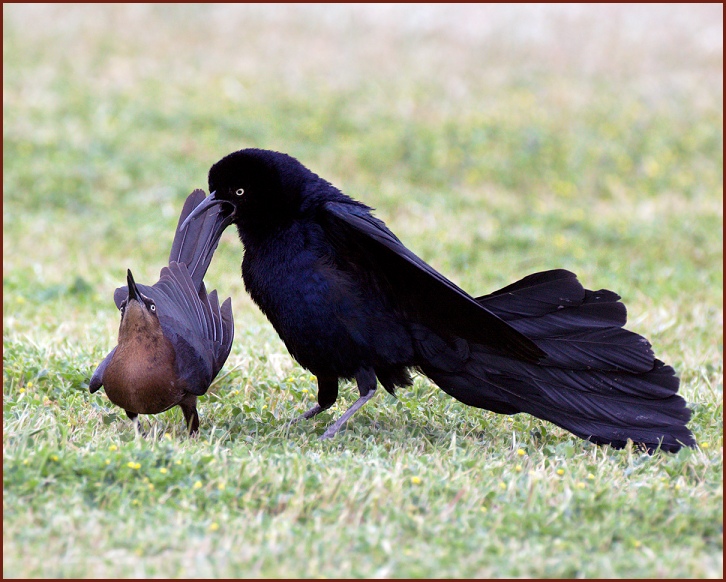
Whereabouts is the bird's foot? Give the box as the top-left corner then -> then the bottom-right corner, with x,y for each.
291,403 -> 325,424
318,385 -> 377,440
130,415 -> 147,438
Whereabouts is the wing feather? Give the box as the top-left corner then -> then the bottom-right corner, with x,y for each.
322,201 -> 544,362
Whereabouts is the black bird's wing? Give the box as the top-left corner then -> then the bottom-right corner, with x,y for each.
321,201 -> 544,362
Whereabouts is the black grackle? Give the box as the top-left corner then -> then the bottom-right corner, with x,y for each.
181,149 -> 694,451
89,190 -> 234,434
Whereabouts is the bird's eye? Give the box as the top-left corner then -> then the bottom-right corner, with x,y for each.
235,188 -> 244,197
120,306 -> 125,314
149,304 -> 156,312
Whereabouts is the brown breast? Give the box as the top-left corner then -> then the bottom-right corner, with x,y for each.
103,312 -> 183,414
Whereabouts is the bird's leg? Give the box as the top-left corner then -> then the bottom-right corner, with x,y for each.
320,368 -> 377,440
126,410 -> 146,437
292,375 -> 338,423
179,395 -> 200,435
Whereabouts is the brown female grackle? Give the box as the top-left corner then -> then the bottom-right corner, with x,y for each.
181,149 -> 694,452
89,190 -> 234,434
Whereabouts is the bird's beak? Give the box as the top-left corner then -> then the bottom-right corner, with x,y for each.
126,269 -> 140,302
179,191 -> 236,269
180,191 -> 233,231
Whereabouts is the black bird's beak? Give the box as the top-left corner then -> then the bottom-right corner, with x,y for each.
179,191 -> 236,268
127,269 -> 140,302
180,191 -> 233,231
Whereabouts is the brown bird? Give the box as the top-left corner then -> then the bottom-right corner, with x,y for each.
89,190 -> 234,434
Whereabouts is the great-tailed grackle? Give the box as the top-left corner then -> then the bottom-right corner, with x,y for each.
89,190 -> 234,434
181,148 -> 695,452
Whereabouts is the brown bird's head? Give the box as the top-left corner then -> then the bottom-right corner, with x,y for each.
117,269 -> 160,341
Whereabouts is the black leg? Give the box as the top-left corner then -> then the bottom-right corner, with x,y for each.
179,395 -> 200,435
292,375 -> 338,423
125,410 -> 145,436
320,368 -> 377,440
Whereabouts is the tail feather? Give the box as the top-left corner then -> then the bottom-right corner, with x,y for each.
218,297 -> 235,372
533,328 -> 655,372
415,269 -> 694,453
478,270 -> 625,325
479,270 -> 655,372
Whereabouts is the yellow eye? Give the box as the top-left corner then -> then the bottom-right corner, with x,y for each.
235,188 -> 244,197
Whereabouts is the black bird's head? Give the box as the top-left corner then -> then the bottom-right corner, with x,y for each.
117,269 -> 160,341
181,149 -> 326,248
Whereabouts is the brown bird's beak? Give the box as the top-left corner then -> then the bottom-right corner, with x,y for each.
126,269 -> 140,302
179,191 -> 236,268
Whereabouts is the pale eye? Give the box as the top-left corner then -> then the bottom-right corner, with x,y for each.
150,304 -> 156,312
235,188 -> 244,197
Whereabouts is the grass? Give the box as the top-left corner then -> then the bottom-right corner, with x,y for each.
3,4 -> 723,578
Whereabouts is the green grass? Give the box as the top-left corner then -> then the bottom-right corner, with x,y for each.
3,4 -> 723,578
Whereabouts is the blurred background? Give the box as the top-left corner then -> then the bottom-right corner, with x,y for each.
4,4 -> 722,318
4,0 -> 722,398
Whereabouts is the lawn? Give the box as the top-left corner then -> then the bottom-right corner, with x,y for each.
3,4 -> 723,577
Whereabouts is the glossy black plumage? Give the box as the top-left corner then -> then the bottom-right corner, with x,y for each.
89,190 -> 234,434
182,148 -> 694,451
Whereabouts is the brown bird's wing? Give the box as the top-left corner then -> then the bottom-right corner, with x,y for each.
153,262 -> 234,393
96,190 -> 234,396
205,289 -> 234,376
112,188 -> 226,312
111,189 -> 227,307
89,346 -> 117,393
321,201 -> 544,362
112,262 -> 233,395
168,189 -> 231,291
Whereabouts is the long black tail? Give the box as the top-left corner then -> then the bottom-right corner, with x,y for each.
414,269 -> 694,453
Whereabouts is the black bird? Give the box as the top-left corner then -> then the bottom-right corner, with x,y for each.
182,148 -> 694,452
89,190 -> 234,434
